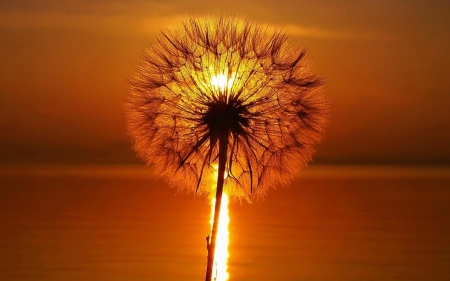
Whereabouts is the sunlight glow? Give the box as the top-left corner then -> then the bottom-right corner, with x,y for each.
210,193 -> 230,281
210,164 -> 230,281
210,73 -> 235,93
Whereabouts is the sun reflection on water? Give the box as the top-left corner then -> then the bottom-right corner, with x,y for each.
210,193 -> 230,281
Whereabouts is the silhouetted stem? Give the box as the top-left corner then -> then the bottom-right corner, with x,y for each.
205,133 -> 228,281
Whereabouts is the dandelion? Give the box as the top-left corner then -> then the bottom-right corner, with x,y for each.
126,16 -> 329,281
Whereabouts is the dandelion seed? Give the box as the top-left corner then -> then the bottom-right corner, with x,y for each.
127,16 -> 329,200
126,16 -> 329,281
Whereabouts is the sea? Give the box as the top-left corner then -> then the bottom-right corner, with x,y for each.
1,165 -> 449,281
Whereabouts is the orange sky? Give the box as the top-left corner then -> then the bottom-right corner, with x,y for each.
0,0 -> 449,165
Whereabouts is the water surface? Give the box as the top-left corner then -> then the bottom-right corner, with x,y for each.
1,165 -> 449,281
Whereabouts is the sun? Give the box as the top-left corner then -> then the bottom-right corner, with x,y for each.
210,72 -> 236,93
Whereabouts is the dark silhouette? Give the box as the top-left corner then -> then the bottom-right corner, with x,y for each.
126,16 -> 329,281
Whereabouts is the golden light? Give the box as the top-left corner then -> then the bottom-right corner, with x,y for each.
209,193 -> 230,281
207,74 -> 232,280
209,163 -> 230,281
210,72 -> 236,93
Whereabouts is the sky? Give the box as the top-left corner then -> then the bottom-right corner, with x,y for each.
0,0 -> 449,165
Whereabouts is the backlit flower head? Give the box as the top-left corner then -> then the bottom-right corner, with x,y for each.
126,16 -> 329,200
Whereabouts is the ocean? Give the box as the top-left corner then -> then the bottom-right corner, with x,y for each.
1,165 -> 449,281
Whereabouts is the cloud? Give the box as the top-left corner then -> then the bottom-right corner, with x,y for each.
283,23 -> 394,40
0,5 -> 393,42
285,25 -> 356,39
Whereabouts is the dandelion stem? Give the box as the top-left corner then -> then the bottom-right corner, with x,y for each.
205,132 -> 229,281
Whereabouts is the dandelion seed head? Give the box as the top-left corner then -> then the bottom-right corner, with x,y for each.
126,16 -> 329,201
